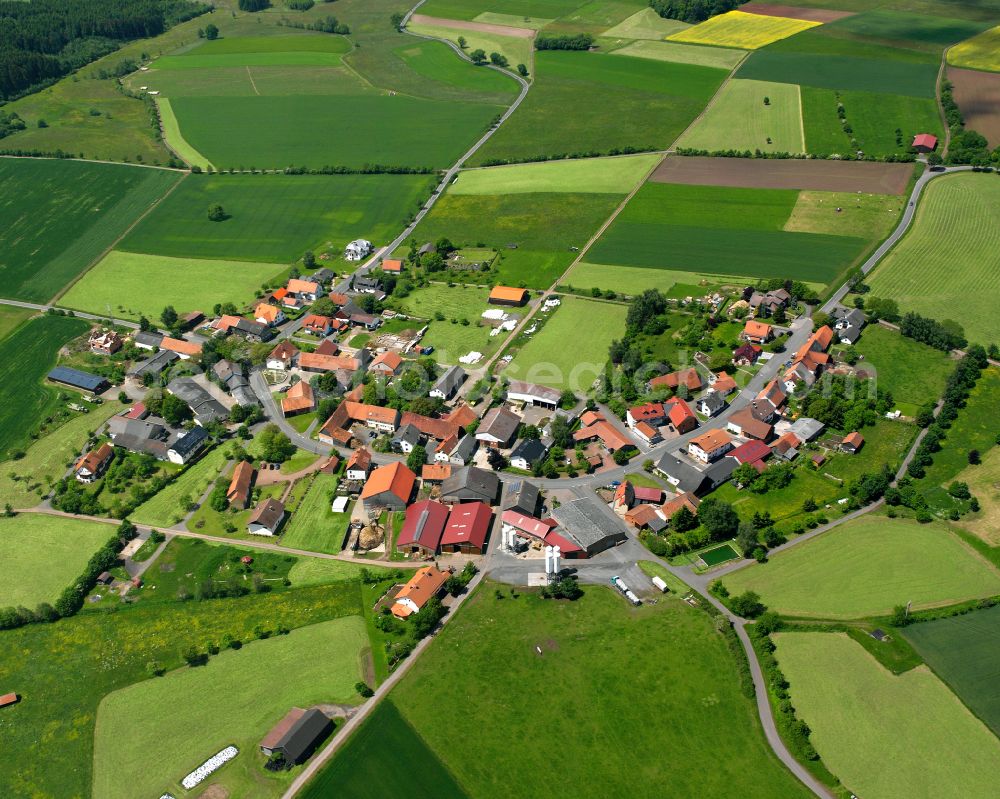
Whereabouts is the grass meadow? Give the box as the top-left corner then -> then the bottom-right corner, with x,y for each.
400,190 -> 623,288
564,262 -> 767,295
0,515 -> 112,607
280,473 -> 353,555
0,305 -> 34,341
602,7 -> 691,39
452,153 -> 660,195
948,24 -> 1000,71
723,517 -> 1000,619
668,10 -> 820,49
587,182 -> 867,285
154,33 -> 351,69
62,251 -> 281,320
386,584 -> 814,797
954,447 -> 1000,545
418,0 -> 582,20
470,50 -> 727,164
853,325 -> 953,415
775,632 -> 1000,799
300,699 -> 469,798
678,78 -> 804,153
904,603 -> 1000,736
0,314 -> 90,459
131,447 -> 228,528
93,617 -> 366,799
827,9 -> 991,51
783,190 -> 903,239
118,172 -> 433,264
393,39 -> 519,99
407,20 -> 533,72
505,297 -> 626,389
0,581 -> 362,799
392,284 -> 503,364
610,38 -> 746,69
156,98 -> 213,170
866,174 -> 1000,346
0,159 -> 181,303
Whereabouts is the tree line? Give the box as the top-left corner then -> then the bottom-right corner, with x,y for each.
0,0 -> 209,100
534,33 -> 593,51
649,0 -> 744,23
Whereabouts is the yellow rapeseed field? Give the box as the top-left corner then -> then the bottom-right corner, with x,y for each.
668,10 -> 820,50
948,24 -> 1000,72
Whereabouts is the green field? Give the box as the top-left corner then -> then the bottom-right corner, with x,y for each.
0,579 -> 361,799
62,251 -> 282,320
0,314 -> 90,459
603,7 -> 691,38
157,98 -> 213,170
801,86 -> 942,157
905,603 -> 1000,736
678,79 -> 804,153
171,94 -> 503,170
867,174 -> 1000,346
93,616 -> 366,799
419,0 -> 583,20
853,325 -> 953,415
393,39 -> 519,97
775,632 -> 1000,799
737,49 -> 939,98
506,297 -> 627,390
452,153 -> 660,195
587,182 -> 867,285
0,306 -> 34,341
154,34 -> 351,69
564,262 -> 763,295
401,190 -> 622,288
827,9 -> 991,50
300,699 -> 469,798
0,159 -> 181,303
784,190 -> 904,239
610,38 -> 745,69
948,23 -> 1000,71
954,446 -> 1000,545
723,517 -> 1000,619
393,284 -> 503,364
407,21 -> 533,73
381,584 -> 812,797
471,50 -> 727,164
118,172 -> 433,264
280,474 -> 352,555
0,515 -> 112,607
131,448 -> 228,527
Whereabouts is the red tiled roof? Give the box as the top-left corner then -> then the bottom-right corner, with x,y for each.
730,439 -> 771,464
400,411 -> 459,442
360,462 -> 416,503
629,402 -> 664,423
281,381 -> 314,414
75,442 -> 113,474
650,367 -> 702,392
441,502 -> 492,549
573,420 -> 630,451
397,500 -> 449,550
393,566 -> 449,617
633,486 -> 663,503
690,429 -> 732,452
421,463 -> 452,481
665,396 -> 696,429
501,509 -> 553,540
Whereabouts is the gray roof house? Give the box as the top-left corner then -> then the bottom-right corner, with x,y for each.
128,349 -> 178,381
167,426 -> 209,465
789,417 -> 825,442
655,453 -> 711,496
509,438 -> 548,471
133,331 -> 164,350
705,456 -> 738,488
502,480 -> 541,517
107,416 -> 171,459
429,365 -> 466,400
440,465 -> 500,504
696,391 -> 726,417
167,378 -> 229,426
445,434 -> 477,466
392,423 -> 424,454
475,406 -> 520,447
550,497 -> 627,556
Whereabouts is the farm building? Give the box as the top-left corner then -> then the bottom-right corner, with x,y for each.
841,432 -> 865,453
392,565 -> 449,618
506,380 -> 560,409
550,496 -> 628,557
661,491 -> 700,522
397,500 -> 450,555
649,367 -> 702,393
440,465 -> 499,505
430,365 -> 466,400
502,480 -> 541,516
167,426 -> 209,465
227,461 -> 255,509
74,443 -> 113,483
167,378 -> 228,426
727,408 -> 774,441
159,337 -> 202,359
259,707 -> 332,764
247,498 -> 286,536
133,331 -> 163,350
912,133 -> 938,152
0,693 -> 19,708
476,406 -> 521,447
421,463 -> 451,483
128,349 -> 178,383
488,286 -> 529,306
281,381 -> 315,417
441,501 -> 492,554
360,462 -> 416,511
47,366 -> 109,394
381,258 -> 404,273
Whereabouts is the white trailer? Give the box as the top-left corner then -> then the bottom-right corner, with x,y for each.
651,576 -> 669,593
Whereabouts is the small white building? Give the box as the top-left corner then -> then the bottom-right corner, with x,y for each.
344,239 -> 373,261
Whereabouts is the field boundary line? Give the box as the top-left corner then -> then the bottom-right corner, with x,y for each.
668,48 -> 750,152
796,83 -> 806,152
936,47 -> 952,159
0,154 -> 184,172
48,171 -> 190,305
246,65 -> 260,96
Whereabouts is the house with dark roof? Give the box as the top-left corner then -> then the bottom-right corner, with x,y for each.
47,366 -> 109,394
506,380 -> 560,409
655,454 -> 711,496
167,378 -> 228,426
247,498 -> 286,536
502,480 -> 541,517
259,707 -> 332,764
509,438 -> 548,471
476,406 -> 520,448
696,391 -> 726,417
440,465 -> 499,505
392,423 -> 424,455
128,349 -> 178,383
732,342 -> 762,366
430,365 -> 466,400
550,496 -> 627,556
133,331 -> 163,350
167,426 -> 209,465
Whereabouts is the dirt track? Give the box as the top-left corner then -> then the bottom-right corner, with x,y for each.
651,155 -> 915,194
741,2 -> 855,22
948,66 -> 1000,148
409,13 -> 535,38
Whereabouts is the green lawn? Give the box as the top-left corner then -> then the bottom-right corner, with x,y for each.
723,517 -> 1000,619
0,580 -> 361,799
131,448 -> 228,528
400,191 -> 623,288
678,79 -> 804,153
801,86 -> 943,158
0,515 -> 113,607
867,174 -> 1000,347
93,616 -> 366,799
610,38 -> 745,69
281,473 -> 353,555
0,159 -> 181,303
903,603 -> 1000,737
470,50 -> 727,164
505,297 -> 626,390
0,314 -> 90,459
407,21 -> 533,73
383,583 -> 813,797
117,172 -> 434,264
564,263 -> 761,295
713,465 -> 843,526
775,632 -> 1000,799
171,94 -> 504,170
452,153 -> 660,195
821,418 -> 917,483
62,251 -> 283,320
393,284 -> 502,364
300,699 -> 469,799
154,33 -> 351,69
393,38 -> 519,99
587,182 -> 867,286
853,325 -> 953,415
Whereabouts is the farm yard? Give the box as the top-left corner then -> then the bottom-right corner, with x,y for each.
470,50 -> 727,165
866,174 -> 1000,347
774,632 -> 1000,799
504,297 -> 627,390
93,617 -> 367,799
723,516 -> 1000,619
314,583 -> 814,798
0,159 -> 181,303
0,515 -> 113,607
904,603 -> 1000,736
117,172 -> 434,264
